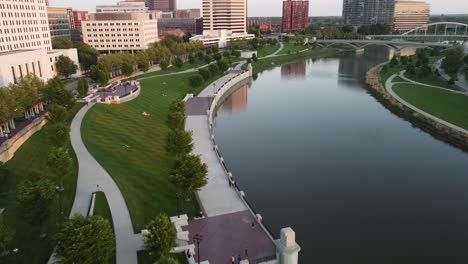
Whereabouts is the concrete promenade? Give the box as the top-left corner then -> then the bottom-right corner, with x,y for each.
385,74 -> 468,135
68,103 -> 142,264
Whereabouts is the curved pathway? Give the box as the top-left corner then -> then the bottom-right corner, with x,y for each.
385,74 -> 468,135
263,42 -> 284,58
399,70 -> 468,95
69,103 -> 142,264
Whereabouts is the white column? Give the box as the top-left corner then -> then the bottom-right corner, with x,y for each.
4,122 -> 10,134
276,228 -> 300,264
9,119 -> 15,130
0,125 -> 4,137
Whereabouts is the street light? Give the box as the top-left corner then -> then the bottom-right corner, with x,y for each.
176,192 -> 182,218
13,248 -> 19,263
192,234 -> 203,264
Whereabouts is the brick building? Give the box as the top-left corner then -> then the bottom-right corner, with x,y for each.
282,0 -> 309,32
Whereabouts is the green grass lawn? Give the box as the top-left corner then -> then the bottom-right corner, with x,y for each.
135,60 -> 206,79
404,71 -> 454,90
256,44 -> 280,58
392,76 -> 407,83
81,71 -> 229,232
252,48 -> 337,73
277,43 -> 308,55
0,103 -> 83,264
393,83 -> 468,130
93,191 -> 116,264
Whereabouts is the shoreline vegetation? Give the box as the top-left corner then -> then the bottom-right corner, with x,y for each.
366,63 -> 468,152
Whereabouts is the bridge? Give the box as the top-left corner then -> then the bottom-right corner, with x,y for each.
311,39 -> 452,52
368,22 -> 468,40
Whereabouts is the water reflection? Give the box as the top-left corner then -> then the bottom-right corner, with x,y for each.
281,61 -> 306,80
218,84 -> 249,113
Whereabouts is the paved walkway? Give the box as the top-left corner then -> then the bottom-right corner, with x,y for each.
69,104 -> 142,264
433,59 -> 468,92
399,70 -> 468,95
263,42 -> 284,58
385,74 -> 468,135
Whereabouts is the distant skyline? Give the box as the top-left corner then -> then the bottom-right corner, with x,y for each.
49,0 -> 468,16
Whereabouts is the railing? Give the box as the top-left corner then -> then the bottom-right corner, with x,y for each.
204,69 -> 279,243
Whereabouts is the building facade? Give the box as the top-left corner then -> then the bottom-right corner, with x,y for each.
393,0 -> 430,32
189,29 -> 254,48
282,0 -> 309,32
82,13 -> 158,53
47,7 -> 71,39
175,9 -> 201,19
96,1 -> 148,13
0,0 -> 80,87
342,0 -> 396,27
202,0 -> 247,34
158,18 -> 201,38
69,10 -> 89,42
0,0 -> 52,52
147,0 -> 176,13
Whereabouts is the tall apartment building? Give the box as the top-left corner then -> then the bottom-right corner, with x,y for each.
147,0 -> 176,13
282,0 -> 309,32
342,0 -> 395,27
82,1 -> 159,53
0,0 -> 80,87
47,7 -> 71,39
202,0 -> 247,34
393,0 -> 430,32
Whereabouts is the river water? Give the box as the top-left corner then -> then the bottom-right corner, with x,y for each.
213,46 -> 468,264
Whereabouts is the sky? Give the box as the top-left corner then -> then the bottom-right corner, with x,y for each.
49,0 -> 468,17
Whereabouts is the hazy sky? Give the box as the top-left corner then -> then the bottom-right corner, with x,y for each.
49,0 -> 468,16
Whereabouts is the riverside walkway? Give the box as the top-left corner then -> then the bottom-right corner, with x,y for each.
385,74 -> 468,135
68,104 -> 142,264
184,70 -> 277,263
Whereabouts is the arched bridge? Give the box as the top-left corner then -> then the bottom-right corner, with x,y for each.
311,39 -> 451,52
368,22 -> 468,40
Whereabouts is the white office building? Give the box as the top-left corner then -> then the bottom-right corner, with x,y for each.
0,0 -> 80,87
202,0 -> 248,34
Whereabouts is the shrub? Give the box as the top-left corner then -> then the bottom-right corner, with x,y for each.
51,123 -> 71,147
204,55 -> 212,64
173,57 -> 183,68
47,104 -> 68,124
17,177 -> 56,223
198,68 -> 211,81
217,60 -> 229,72
144,214 -> 176,260
214,53 -> 222,61
167,111 -> 185,130
189,75 -> 203,88
252,53 -> 258,62
160,60 -> 170,70
208,64 -> 220,75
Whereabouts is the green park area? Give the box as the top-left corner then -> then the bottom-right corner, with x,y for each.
393,83 -> 468,130
0,103 -> 83,263
256,43 -> 280,58
277,42 -> 308,55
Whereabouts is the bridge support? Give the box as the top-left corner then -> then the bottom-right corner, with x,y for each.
275,228 -> 301,264
355,48 -> 365,54
464,40 -> 468,52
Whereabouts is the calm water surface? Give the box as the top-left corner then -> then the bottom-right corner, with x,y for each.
213,47 -> 468,264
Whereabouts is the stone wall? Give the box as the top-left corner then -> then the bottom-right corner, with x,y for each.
0,115 -> 47,163
366,63 -> 468,151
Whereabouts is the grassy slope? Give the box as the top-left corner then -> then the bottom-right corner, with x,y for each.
253,48 -> 338,73
81,71 -> 228,231
256,44 -> 280,58
277,43 -> 308,55
393,83 -> 468,130
0,104 -> 83,264
93,191 -> 116,264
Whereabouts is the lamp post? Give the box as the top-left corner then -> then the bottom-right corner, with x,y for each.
176,192 -> 181,218
13,248 -> 19,263
193,234 -> 203,264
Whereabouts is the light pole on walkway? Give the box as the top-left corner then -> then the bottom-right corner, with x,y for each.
193,233 -> 203,264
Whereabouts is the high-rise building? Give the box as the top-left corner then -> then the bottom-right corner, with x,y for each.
282,0 -> 309,32
82,1 -> 159,53
147,0 -> 176,13
69,10 -> 89,42
393,0 -> 430,32
342,0 -> 396,27
47,7 -> 71,39
175,9 -> 201,19
202,0 -> 247,34
0,0 -> 80,87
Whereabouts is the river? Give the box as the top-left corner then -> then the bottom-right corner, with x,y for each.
213,46 -> 468,264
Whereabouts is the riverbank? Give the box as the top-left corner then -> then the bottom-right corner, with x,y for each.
366,63 -> 468,151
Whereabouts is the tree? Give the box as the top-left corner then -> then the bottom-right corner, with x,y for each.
232,50 -> 241,58
17,177 -> 56,222
136,51 -> 150,72
208,64 -> 220,75
51,123 -> 71,147
0,217 -> 12,254
169,100 -> 185,114
47,104 -> 68,124
217,60 -> 229,72
415,48 -> 429,65
121,61 -> 134,76
47,147 -> 72,189
183,32 -> 192,42
167,111 -> 185,130
44,78 -> 75,108
77,77 -> 89,98
204,55 -> 212,64
188,53 -> 195,65
189,75 -> 203,88
53,38 -> 73,49
198,68 -> 211,81
55,55 -> 78,78
144,214 -> 176,260
74,43 -> 100,71
214,53 -> 222,61
55,214 -> 115,264
252,53 -> 258,62
165,129 -> 194,156
160,60 -> 170,70
171,154 -> 208,197
442,46 -> 464,74
342,25 -> 354,33
173,57 -> 184,68
97,68 -> 110,86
